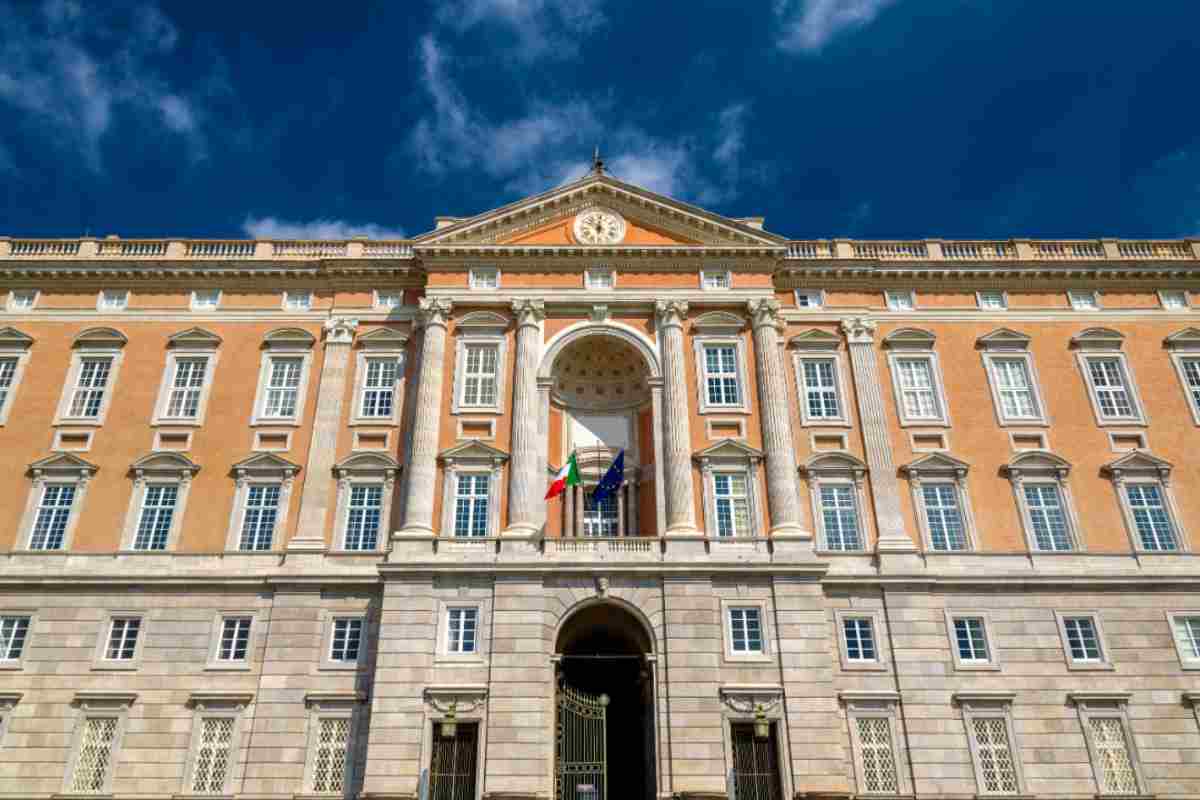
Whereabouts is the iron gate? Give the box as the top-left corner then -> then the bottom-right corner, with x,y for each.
429,722 -> 478,800
730,723 -> 782,800
556,682 -> 608,800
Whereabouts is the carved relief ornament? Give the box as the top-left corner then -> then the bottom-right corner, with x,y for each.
418,297 -> 453,328
654,300 -> 689,328
840,317 -> 877,345
510,299 -> 546,328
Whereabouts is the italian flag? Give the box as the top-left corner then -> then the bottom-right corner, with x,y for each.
545,451 -> 581,500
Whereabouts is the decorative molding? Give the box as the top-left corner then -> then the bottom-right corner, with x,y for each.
510,299 -> 545,328
418,297 -> 453,328
72,327 -> 127,349
323,316 -> 359,344
1070,326 -> 1124,350
262,327 -> 316,349
654,299 -> 689,328
745,298 -> 783,332
167,327 -> 222,349
719,684 -> 783,714
882,326 -> 937,350
423,685 -> 489,714
976,327 -> 1031,351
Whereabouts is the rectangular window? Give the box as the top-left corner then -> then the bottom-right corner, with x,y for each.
191,289 -> 221,310
447,607 -> 478,654
30,484 -> 76,550
311,716 -> 351,794
453,474 -> 490,538
104,617 -> 141,661
165,357 -> 208,419
1087,717 -> 1140,795
820,485 -> 861,550
1023,484 -> 1072,551
262,357 -> 303,418
1160,290 -> 1189,310
582,492 -> 619,537
0,616 -> 30,661
217,617 -> 252,662
1085,358 -> 1138,420
585,268 -> 614,289
1181,357 -> 1200,414
895,357 -> 941,420
991,358 -> 1040,420
8,289 -> 37,310
0,357 -> 17,415
969,715 -> 1020,795
190,716 -> 235,794
795,289 -> 823,309
843,618 -> 877,662
953,618 -> 990,663
460,344 -> 498,408
885,290 -> 914,311
239,484 -> 280,551
1069,290 -> 1100,310
1063,616 -> 1103,662
713,473 -> 750,538
800,358 -> 842,420
133,485 -> 178,551
922,484 -> 968,551
701,270 -> 731,290
69,357 -> 113,418
854,716 -> 899,792
330,618 -> 364,663
469,268 -> 499,290
729,608 -> 763,654
359,357 -> 398,418
70,716 -> 119,793
98,290 -> 128,311
375,290 -> 402,310
703,344 -> 741,406
344,485 -> 382,550
978,291 -> 1007,310
1125,484 -> 1178,551
1172,616 -> 1200,661
284,290 -> 312,310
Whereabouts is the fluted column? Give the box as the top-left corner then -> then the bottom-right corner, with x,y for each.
841,317 -> 915,553
747,299 -> 807,538
397,298 -> 452,536
655,300 -> 698,535
289,317 -> 358,551
504,299 -> 545,536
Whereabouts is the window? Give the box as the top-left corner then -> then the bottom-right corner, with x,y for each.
133,485 -> 178,551
97,290 -> 128,311
1084,358 -> 1138,420
447,607 -> 478,654
216,617 -> 252,662
359,357 -> 398,419
190,289 -> 221,310
310,716 -> 352,794
7,289 -> 38,311
261,357 -> 303,419
1060,615 -> 1104,664
1069,290 -> 1100,310
1124,483 -> 1178,551
701,270 -> 731,290
68,357 -> 114,419
239,484 -> 281,550
799,358 -> 843,421
953,617 -> 989,663
69,716 -> 121,793
453,474 -> 491,537
1023,484 -> 1072,551
703,344 -> 742,407
1170,614 -> 1200,667
843,617 -> 878,663
460,344 -> 498,408
1072,697 -> 1145,797
330,618 -> 364,664
977,291 -> 1007,310
0,616 -> 30,662
824,486 -> 864,549
283,290 -> 312,310
30,484 -> 76,550
164,358 -> 208,419
1179,356 -> 1200,416
885,289 -> 915,311
0,357 -> 19,421
922,484 -> 968,551
582,491 -> 619,536
1160,289 -> 1189,310
842,696 -> 905,793
795,289 -> 824,309
103,617 -> 141,661
894,357 -> 941,421
957,696 -> 1023,795
189,715 -> 236,794
585,268 -> 615,289
343,485 -> 382,550
469,267 -> 499,290
374,290 -> 402,310
713,473 -> 751,538
729,608 -> 763,654
989,358 -> 1041,421
803,453 -> 870,552
55,329 -> 126,425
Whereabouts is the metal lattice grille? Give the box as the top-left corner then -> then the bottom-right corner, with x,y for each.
312,716 -> 350,794
855,716 -> 899,793
1088,717 -> 1139,795
731,723 -> 783,800
430,722 -> 479,800
971,717 -> 1019,794
556,684 -> 607,800
191,716 -> 234,793
71,716 -> 118,793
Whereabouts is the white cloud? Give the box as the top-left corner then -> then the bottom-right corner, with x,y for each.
0,0 -> 208,170
774,0 -> 897,53
241,216 -> 407,240
435,0 -> 605,62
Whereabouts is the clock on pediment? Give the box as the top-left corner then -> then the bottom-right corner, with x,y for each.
573,208 -> 626,245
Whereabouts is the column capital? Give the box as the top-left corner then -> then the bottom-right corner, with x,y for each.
510,299 -> 545,328
323,316 -> 359,345
746,298 -> 783,332
654,299 -> 689,328
417,297 -> 453,328
840,316 -> 877,345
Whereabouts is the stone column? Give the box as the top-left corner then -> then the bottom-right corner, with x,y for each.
747,299 -> 807,538
655,300 -> 698,535
503,299 -> 545,537
397,298 -> 452,536
289,317 -> 357,552
841,317 -> 916,557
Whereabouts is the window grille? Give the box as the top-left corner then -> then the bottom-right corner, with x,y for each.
239,484 -> 280,551
311,716 -> 351,794
69,357 -> 113,418
855,716 -> 899,793
714,473 -> 750,537
133,485 -> 178,550
0,616 -> 30,660
1086,358 -> 1136,419
730,722 -> 783,800
953,618 -> 989,663
331,618 -> 363,663
218,617 -> 252,662
461,345 -> 498,407
582,492 -> 619,537
971,716 -> 1019,794
1125,484 -> 1178,551
992,358 -> 1039,419
1023,484 -> 1072,551
30,484 -> 76,550
429,721 -> 478,800
263,357 -> 303,418
191,716 -> 235,794
453,474 -> 490,537
843,618 -> 877,662
447,608 -> 478,654
166,357 -> 207,418
1088,717 -> 1139,795
70,716 -> 118,793
0,357 -> 16,413
820,485 -> 861,550
105,617 -> 140,660
801,359 -> 840,419
1173,616 -> 1200,659
895,357 -> 940,419
729,608 -> 763,653
360,357 -> 398,418
922,484 -> 967,551
344,485 -> 382,550
704,345 -> 741,406
1063,617 -> 1102,662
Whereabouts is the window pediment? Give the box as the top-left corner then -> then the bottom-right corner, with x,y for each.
900,452 -> 970,478
73,327 -> 127,349
800,451 -> 868,478
333,452 -> 401,478
28,452 -> 99,479
455,311 -> 510,334
262,328 -> 316,350
1101,450 -> 1172,481
976,328 -> 1031,351
1070,327 -> 1124,350
789,329 -> 842,351
692,311 -> 746,334
882,327 -> 936,350
0,326 -> 34,350
438,440 -> 509,467
168,327 -> 222,349
1165,328 -> 1200,352
230,452 -> 302,479
1002,450 -> 1071,479
693,439 -> 763,466
357,327 -> 410,349
130,452 -> 200,479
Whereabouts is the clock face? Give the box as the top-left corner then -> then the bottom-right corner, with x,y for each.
573,209 -> 626,245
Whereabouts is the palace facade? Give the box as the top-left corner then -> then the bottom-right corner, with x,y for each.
2,168 -> 1200,800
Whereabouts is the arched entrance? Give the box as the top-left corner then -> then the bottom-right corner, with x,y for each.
554,600 -> 656,800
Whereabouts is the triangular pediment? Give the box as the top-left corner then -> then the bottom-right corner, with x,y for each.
231,452 -> 302,476
73,327 -> 127,348
1102,450 -> 1172,476
789,329 -> 842,351
131,452 -> 201,475
28,452 -> 99,476
693,439 -> 764,462
357,328 -> 410,349
800,451 -> 868,475
168,327 -> 222,349
901,452 -> 971,476
1003,450 -> 1071,475
438,440 -> 509,464
413,172 -> 785,248
334,452 -> 401,474
976,328 -> 1031,351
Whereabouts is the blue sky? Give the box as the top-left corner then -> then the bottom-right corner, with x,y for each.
1,0 -> 1197,240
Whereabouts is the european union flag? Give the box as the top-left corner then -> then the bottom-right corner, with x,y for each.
591,449 -> 625,504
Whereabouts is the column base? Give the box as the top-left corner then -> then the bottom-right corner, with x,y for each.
501,522 -> 542,537
499,525 -> 542,557
769,526 -> 816,560
662,527 -> 707,559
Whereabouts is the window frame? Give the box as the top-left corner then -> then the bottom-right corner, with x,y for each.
792,349 -> 852,427
1077,352 -> 1146,427
322,614 -> 367,671
6,289 -> 38,312
96,289 -> 129,312
151,333 -> 221,426
944,611 -> 1000,671
1166,610 -> 1200,670
722,600 -> 771,662
64,693 -> 134,796
373,289 -> 403,311
351,344 -> 406,426
183,693 -> 250,796
981,350 -> 1049,427
282,289 -> 313,311
249,329 -> 316,427
332,453 -> 400,553
802,453 -> 872,553
54,332 -> 127,427
692,334 -> 750,415
955,693 -> 1025,796
227,480 -> 289,552
0,327 -> 34,427
205,611 -> 259,671
794,289 -> 825,310
902,455 -> 978,553
0,612 -> 35,670
437,601 -> 487,663
700,269 -> 732,291
1166,330 -> 1200,425
1071,693 -> 1146,797
468,267 -> 500,290
438,443 -> 508,539
20,455 -> 97,552
834,610 -> 889,672
584,267 -> 616,290
92,613 -> 145,671
302,694 -> 363,796
189,289 -> 222,311
1068,289 -> 1101,311
1003,453 -> 1083,554
695,443 -> 765,540
1102,451 -> 1188,554
1159,289 -> 1190,310
883,330 -> 951,428
1054,612 -> 1114,671
884,289 -> 915,311
975,290 -> 1009,311
119,453 -> 200,552
447,470 -> 495,539
451,332 -> 508,416
841,691 -> 908,795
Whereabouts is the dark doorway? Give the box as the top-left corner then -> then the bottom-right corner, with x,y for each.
556,602 -> 655,800
730,722 -> 783,800
429,721 -> 479,800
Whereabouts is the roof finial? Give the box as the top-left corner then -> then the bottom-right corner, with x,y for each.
591,146 -> 604,175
